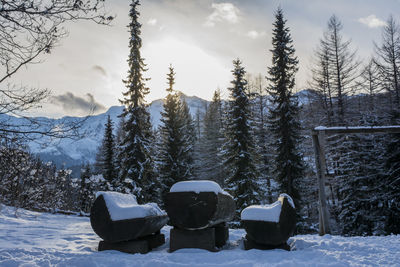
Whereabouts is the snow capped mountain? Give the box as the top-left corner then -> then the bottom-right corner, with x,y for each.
2,90 -> 312,169
26,94 -> 208,168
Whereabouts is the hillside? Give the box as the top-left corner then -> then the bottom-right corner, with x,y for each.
0,205 -> 398,266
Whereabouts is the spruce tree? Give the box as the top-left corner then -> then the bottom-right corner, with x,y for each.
79,164 -> 92,213
223,59 -> 259,217
158,66 -> 194,199
267,8 -> 304,209
337,115 -> 386,236
384,111 -> 400,234
200,90 -> 225,185
250,74 -> 274,203
96,115 -> 117,190
118,0 -> 155,203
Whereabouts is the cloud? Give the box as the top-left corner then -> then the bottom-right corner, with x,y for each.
204,2 -> 240,27
358,15 -> 386,28
246,30 -> 266,39
92,65 -> 107,76
51,92 -> 106,114
147,18 -> 158,26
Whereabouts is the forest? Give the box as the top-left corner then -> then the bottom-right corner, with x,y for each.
0,0 -> 399,238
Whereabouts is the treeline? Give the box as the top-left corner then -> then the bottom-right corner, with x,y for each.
1,1 -> 399,237
0,139 -> 104,213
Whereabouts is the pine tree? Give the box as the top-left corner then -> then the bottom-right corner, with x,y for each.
383,111 -> 400,234
118,0 -> 155,203
200,90 -> 225,185
337,116 -> 386,236
180,97 -> 196,177
158,66 -> 194,199
79,164 -> 92,213
250,74 -> 274,203
223,59 -> 259,218
267,8 -> 304,209
96,115 -> 117,190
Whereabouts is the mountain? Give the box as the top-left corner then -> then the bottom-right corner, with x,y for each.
1,90 -> 312,171
25,94 -> 208,169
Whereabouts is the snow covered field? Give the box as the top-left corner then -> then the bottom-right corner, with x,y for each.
0,205 -> 399,267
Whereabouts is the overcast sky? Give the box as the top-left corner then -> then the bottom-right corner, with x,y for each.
8,0 -> 400,117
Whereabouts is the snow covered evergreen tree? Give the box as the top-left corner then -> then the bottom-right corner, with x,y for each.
223,59 -> 259,218
267,8 -> 304,210
249,75 -> 274,203
337,116 -> 386,236
96,115 -> 117,190
79,164 -> 92,213
200,90 -> 225,185
158,66 -> 194,199
118,0 -> 156,203
383,111 -> 400,234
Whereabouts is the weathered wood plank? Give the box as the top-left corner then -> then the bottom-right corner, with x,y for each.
312,132 -> 331,235
313,126 -> 400,135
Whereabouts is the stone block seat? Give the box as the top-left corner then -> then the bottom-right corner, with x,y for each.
90,191 -> 168,254
241,193 -> 296,251
164,180 -> 236,252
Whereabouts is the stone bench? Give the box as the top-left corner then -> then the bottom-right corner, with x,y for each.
90,191 -> 168,254
164,180 -> 235,252
241,194 -> 296,251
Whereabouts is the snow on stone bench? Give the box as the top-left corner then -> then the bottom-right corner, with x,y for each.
241,194 -> 296,248
241,193 -> 295,222
170,180 -> 231,195
96,191 -> 166,221
90,191 -> 168,243
166,180 -> 235,230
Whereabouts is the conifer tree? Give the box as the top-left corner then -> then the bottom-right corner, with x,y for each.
267,8 -> 304,209
250,74 -> 274,203
158,66 -> 194,199
337,115 -> 386,236
96,115 -> 117,190
200,90 -> 225,184
180,98 -> 196,177
383,111 -> 400,234
79,164 -> 92,213
118,0 -> 155,203
223,59 -> 259,217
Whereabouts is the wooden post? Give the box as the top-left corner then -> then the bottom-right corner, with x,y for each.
312,130 -> 331,235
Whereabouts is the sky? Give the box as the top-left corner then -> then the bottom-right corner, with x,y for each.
6,0 -> 400,117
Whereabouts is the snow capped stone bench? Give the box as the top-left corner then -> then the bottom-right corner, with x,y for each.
165,180 -> 236,252
90,191 -> 168,253
241,194 -> 296,250
165,180 -> 235,230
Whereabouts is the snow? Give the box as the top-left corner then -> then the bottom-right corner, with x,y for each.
314,125 -> 400,131
170,180 -> 223,194
279,193 -> 295,208
241,202 -> 282,222
241,194 -> 294,222
1,205 -> 400,266
96,191 -> 165,221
